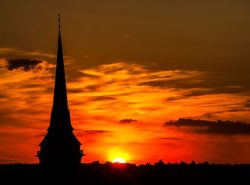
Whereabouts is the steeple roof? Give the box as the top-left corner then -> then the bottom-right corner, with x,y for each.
38,16 -> 82,166
48,15 -> 73,132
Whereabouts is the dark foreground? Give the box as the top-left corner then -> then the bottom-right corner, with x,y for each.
0,162 -> 250,185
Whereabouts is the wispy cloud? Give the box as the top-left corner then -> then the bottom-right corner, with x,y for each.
119,119 -> 138,124
66,62 -> 250,123
0,47 -> 56,59
165,118 -> 250,135
0,60 -> 250,163
81,130 -> 110,135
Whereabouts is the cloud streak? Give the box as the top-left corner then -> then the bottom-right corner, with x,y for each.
0,47 -> 56,59
0,60 -> 250,164
119,119 -> 138,124
165,118 -> 250,135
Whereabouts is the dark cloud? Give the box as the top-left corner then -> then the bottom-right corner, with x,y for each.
158,137 -> 183,140
141,74 -> 247,98
68,84 -> 102,94
7,59 -> 46,71
91,96 -> 116,101
165,118 -> 250,135
139,78 -> 206,92
83,130 -> 110,135
119,118 -> 138,124
67,88 -> 84,94
227,108 -> 248,113
84,84 -> 101,92
0,94 -> 8,99
74,129 -> 110,137
20,83 -> 42,89
67,84 -> 103,94
245,100 -> 250,108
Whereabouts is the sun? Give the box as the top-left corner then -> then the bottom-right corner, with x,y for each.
112,157 -> 126,163
108,148 -> 130,164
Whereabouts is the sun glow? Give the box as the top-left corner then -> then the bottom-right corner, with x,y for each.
108,148 -> 130,163
112,157 -> 126,163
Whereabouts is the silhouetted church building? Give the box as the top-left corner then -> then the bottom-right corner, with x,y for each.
37,17 -> 83,171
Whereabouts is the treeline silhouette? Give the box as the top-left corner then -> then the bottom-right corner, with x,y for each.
0,161 -> 249,185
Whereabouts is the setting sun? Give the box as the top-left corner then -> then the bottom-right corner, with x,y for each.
112,157 -> 126,163
108,148 -> 130,163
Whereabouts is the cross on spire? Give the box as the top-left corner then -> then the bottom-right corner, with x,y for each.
58,14 -> 61,29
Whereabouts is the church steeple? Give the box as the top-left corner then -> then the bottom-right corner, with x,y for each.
48,14 -> 73,131
38,15 -> 83,172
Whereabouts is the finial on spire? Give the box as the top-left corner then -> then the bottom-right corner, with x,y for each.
58,14 -> 61,29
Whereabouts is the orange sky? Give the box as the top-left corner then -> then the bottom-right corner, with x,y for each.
0,58 -> 250,164
1,0 -> 250,164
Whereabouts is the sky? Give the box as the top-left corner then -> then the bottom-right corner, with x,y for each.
0,0 -> 250,164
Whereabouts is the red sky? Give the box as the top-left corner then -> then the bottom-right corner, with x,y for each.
0,0 -> 250,164
0,59 -> 250,164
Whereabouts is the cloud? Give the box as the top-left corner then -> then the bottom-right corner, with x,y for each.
165,118 -> 250,135
139,70 -> 204,87
77,62 -> 207,97
91,96 -> 116,101
0,47 -> 56,59
82,130 -> 110,135
67,62 -> 250,124
66,70 -> 99,82
0,57 -> 54,129
119,119 -> 138,124
141,72 -> 248,99
245,100 -> 250,108
158,137 -> 183,140
0,60 -> 250,163
0,58 -> 53,73
6,59 -> 48,71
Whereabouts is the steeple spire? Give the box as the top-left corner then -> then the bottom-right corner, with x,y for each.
49,15 -> 72,131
